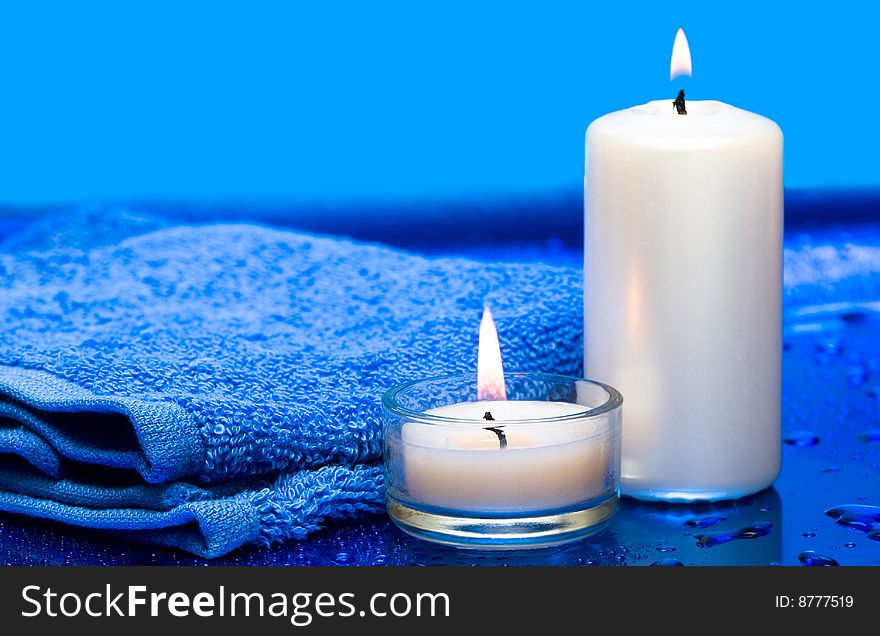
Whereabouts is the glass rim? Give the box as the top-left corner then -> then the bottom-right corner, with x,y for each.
382,371 -> 623,425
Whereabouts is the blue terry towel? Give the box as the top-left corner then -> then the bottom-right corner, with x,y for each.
0,211 -> 583,557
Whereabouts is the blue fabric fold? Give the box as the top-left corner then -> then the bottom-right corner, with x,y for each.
0,369 -> 202,481
0,463 -> 383,558
0,209 -> 583,556
0,425 -> 62,477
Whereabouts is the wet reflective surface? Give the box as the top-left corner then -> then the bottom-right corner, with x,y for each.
1,301 -> 879,565
2,214 -> 880,566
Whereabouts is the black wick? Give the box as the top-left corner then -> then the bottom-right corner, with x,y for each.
673,89 -> 687,115
482,411 -> 508,449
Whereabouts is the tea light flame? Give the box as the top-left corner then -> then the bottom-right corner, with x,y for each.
477,306 -> 507,401
670,28 -> 692,81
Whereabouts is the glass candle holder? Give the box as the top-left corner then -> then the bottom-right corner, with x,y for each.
383,372 -> 623,549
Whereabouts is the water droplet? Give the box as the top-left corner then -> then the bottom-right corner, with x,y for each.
841,311 -> 870,324
845,542 -> 856,548
651,558 -> 684,567
815,339 -> 842,355
758,506 -> 771,512
847,366 -> 869,387
784,431 -> 820,448
798,551 -> 839,566
684,515 -> 726,529
656,545 -> 676,553
857,430 -> 880,442
824,504 -> 880,541
212,424 -> 226,435
803,531 -> 816,537
334,552 -> 356,565
696,522 -> 773,548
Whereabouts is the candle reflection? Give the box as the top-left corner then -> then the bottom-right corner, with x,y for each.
612,488 -> 783,565
367,488 -> 782,565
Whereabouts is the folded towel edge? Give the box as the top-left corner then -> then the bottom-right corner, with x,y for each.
0,365 -> 205,483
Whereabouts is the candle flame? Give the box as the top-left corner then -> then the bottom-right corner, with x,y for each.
477,306 -> 507,401
670,28 -> 692,81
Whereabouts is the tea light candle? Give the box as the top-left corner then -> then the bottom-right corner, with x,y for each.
401,400 -> 614,513
383,308 -> 623,548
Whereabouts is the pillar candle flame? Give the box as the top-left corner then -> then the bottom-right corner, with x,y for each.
670,28 -> 692,81
477,306 -> 507,401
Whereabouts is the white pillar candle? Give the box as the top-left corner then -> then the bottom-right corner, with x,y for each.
584,95 -> 783,500
398,400 -> 615,513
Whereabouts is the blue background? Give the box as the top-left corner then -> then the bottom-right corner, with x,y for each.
0,1 -> 877,206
